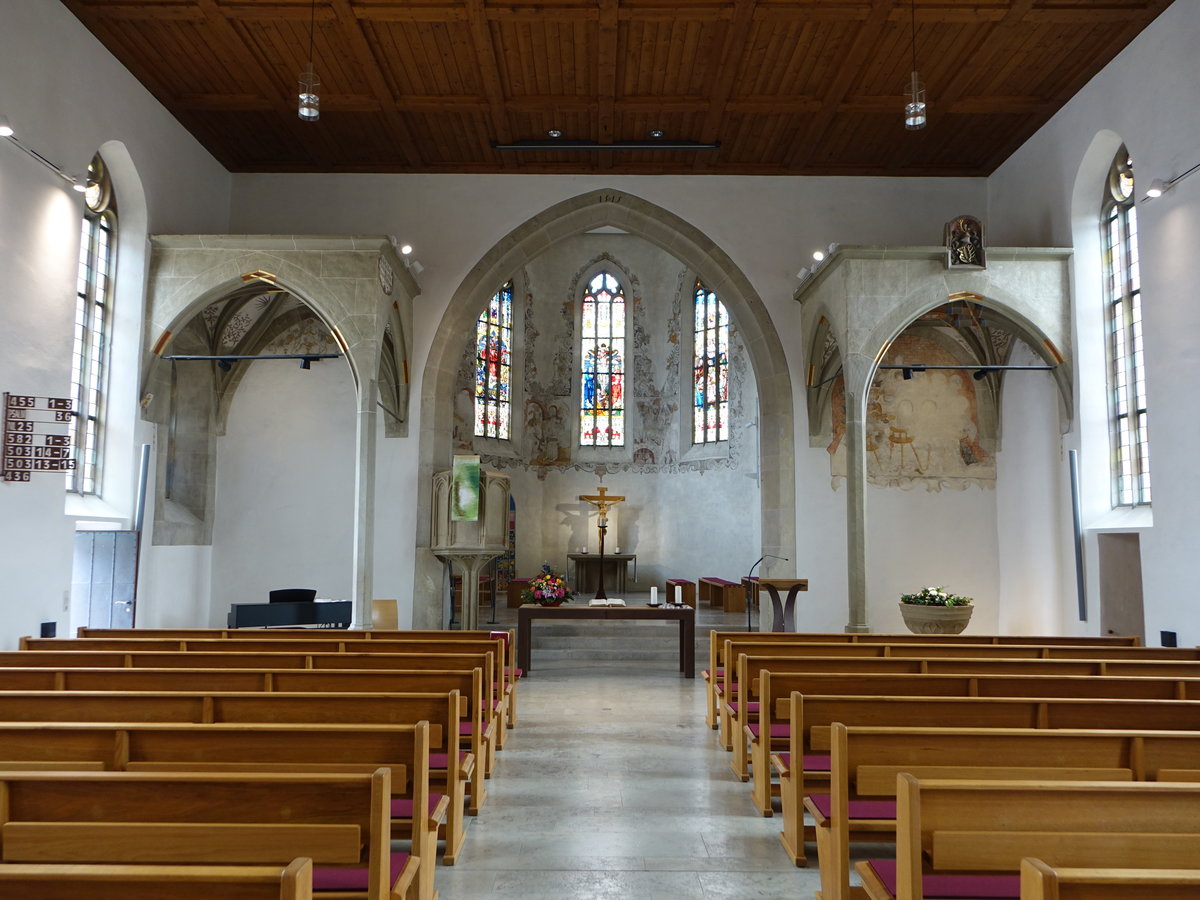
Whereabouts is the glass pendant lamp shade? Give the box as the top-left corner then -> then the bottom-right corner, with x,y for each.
904,71 -> 927,130
298,62 -> 320,121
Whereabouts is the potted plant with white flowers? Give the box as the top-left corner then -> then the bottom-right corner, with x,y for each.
898,586 -> 974,634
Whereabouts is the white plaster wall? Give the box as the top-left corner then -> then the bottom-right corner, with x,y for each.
135,545 -> 213,628
0,0 -> 230,646
372,414 -> 422,628
209,358 -> 357,618
988,1 -> 1200,645
867,485 -> 1001,635
994,341 -> 1071,635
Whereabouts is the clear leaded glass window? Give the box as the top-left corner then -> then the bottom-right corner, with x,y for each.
579,272 -> 625,447
474,281 -> 513,440
693,280 -> 730,443
1102,147 -> 1151,506
68,154 -> 116,494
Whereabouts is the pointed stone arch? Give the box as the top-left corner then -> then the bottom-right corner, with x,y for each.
415,189 -> 796,626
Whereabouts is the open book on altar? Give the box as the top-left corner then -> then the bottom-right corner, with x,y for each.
588,598 -> 625,607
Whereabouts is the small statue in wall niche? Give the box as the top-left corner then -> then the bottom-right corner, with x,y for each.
945,215 -> 986,270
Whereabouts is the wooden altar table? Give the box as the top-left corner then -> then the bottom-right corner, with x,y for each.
517,603 -> 694,678
567,553 -> 636,594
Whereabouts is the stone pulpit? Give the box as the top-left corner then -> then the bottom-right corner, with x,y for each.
431,468 -> 511,630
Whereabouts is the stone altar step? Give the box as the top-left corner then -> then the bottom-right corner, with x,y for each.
528,618 -> 701,665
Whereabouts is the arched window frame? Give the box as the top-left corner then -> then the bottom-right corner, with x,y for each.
1101,147 -> 1151,507
474,280 -> 514,441
68,154 -> 116,495
578,269 -> 628,449
691,279 -> 730,445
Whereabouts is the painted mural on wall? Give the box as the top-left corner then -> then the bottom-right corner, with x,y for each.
450,247 -> 751,479
828,334 -> 995,491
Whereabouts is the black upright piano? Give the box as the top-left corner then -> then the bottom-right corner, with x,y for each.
226,599 -> 352,629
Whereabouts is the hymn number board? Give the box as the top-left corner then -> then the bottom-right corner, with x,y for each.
3,392 -> 75,482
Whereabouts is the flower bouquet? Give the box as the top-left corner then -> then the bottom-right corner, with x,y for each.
899,586 -> 973,607
521,564 -> 573,606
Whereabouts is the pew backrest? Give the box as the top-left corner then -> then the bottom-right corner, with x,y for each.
0,858 -> 314,900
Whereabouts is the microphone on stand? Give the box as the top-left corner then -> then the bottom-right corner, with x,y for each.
745,555 -> 791,631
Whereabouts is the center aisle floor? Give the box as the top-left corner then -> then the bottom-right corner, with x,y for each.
432,661 -> 825,899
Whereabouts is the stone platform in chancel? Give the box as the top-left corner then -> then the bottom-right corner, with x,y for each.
517,603 -> 694,677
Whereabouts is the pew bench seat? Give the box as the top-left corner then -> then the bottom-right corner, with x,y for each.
0,859 -> 315,900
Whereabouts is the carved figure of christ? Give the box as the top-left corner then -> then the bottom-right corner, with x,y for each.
578,486 -> 625,599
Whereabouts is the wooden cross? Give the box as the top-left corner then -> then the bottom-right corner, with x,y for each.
578,486 -> 624,518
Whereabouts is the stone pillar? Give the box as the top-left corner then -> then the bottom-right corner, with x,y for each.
353,380 -> 378,628
843,355 -> 871,633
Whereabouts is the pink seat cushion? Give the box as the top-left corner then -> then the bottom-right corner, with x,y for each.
865,860 -> 1020,899
428,751 -> 470,769
460,721 -> 486,735
805,793 -> 897,819
746,723 -> 789,739
492,699 -> 503,710
727,701 -> 758,714
504,667 -> 524,678
777,752 -> 831,771
313,851 -> 411,891
390,793 -> 446,818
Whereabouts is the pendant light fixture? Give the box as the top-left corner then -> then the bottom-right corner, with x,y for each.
298,0 -> 320,121
904,0 -> 927,130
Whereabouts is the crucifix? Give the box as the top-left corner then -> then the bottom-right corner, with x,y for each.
578,485 -> 625,599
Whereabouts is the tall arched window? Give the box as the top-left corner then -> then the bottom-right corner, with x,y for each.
474,281 -> 513,440
68,153 -> 116,494
1101,147 -> 1151,506
693,279 -> 730,443
579,271 -> 625,447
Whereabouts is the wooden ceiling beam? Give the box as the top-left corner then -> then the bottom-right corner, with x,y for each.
596,0 -> 620,169
691,0 -> 758,170
784,0 -> 897,170
58,2 -> 205,21
465,0 -> 517,164
326,0 -> 422,167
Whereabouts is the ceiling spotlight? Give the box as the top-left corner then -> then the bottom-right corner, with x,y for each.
217,359 -> 233,372
1146,179 -> 1166,198
300,357 -> 313,370
399,244 -> 413,255
973,368 -> 995,381
71,178 -> 88,193
904,0 -> 927,130
902,368 -> 913,380
649,129 -> 665,139
297,0 -> 320,121
0,115 -> 13,138
812,250 -> 826,262
547,129 -> 563,138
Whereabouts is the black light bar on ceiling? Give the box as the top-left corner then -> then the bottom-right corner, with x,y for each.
492,139 -> 720,151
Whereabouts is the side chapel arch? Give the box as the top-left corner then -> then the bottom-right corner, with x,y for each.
797,247 -> 1073,631
416,189 -> 796,627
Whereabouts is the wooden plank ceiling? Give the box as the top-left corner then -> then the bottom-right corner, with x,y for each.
60,0 -> 1174,176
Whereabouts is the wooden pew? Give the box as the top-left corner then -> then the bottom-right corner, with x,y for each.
1020,858 -> 1200,899
771,692 -> 1200,869
739,663 -> 1200,796
74,628 -> 523,728
0,859 -> 314,900
716,641 -> 1200,751
24,634 -> 517,749
0,665 -> 488,827
19,637 -> 511,754
0,648 -> 503,777
0,721 -> 436,889
806,723 -> 1200,897
856,777 -> 1200,900
703,631 -> 1143,731
0,688 -> 471,867
0,770 -> 415,900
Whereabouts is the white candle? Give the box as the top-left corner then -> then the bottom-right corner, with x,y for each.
674,585 -> 682,605
650,586 -> 659,606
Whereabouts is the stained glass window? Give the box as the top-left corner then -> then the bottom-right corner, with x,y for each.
474,281 -> 513,440
579,271 -> 625,446
1102,147 -> 1150,506
693,280 -> 730,443
68,154 -> 116,494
